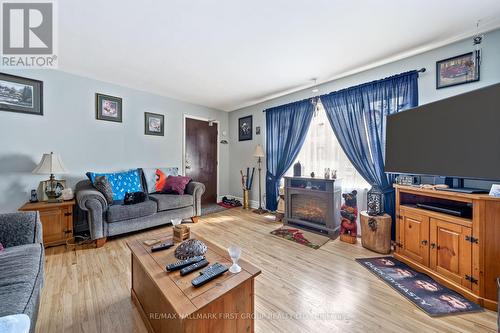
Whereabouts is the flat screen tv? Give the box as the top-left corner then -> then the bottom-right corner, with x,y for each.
385,82 -> 500,181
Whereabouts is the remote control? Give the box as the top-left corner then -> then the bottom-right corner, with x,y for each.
166,256 -> 205,271
180,259 -> 209,276
151,241 -> 174,252
199,262 -> 226,275
191,263 -> 228,287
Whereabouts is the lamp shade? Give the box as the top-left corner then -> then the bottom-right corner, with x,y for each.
253,144 -> 265,158
32,152 -> 67,175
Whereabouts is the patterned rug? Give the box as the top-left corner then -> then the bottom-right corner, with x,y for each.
356,256 -> 483,316
270,227 -> 330,249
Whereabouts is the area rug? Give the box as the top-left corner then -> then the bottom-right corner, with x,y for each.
356,256 -> 482,316
201,203 -> 227,216
270,227 -> 329,249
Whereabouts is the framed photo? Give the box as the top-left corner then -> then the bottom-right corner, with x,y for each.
96,93 -> 122,122
0,73 -> 43,115
256,126 -> 261,135
238,115 -> 253,141
436,52 -> 479,89
144,112 -> 164,136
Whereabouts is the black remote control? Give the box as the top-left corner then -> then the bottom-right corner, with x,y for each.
166,256 -> 205,271
180,259 -> 209,276
191,263 -> 228,287
151,241 -> 174,252
199,262 -> 226,275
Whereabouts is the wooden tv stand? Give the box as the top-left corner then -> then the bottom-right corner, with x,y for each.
394,184 -> 500,311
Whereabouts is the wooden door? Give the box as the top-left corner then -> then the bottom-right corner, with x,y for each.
185,118 -> 218,204
40,208 -> 65,244
430,218 -> 472,289
400,208 -> 430,266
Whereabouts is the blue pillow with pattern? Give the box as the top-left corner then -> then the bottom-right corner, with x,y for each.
87,169 -> 143,201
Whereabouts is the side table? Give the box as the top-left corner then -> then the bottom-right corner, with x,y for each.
19,200 -> 75,247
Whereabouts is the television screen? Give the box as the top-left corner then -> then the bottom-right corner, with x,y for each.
385,83 -> 500,181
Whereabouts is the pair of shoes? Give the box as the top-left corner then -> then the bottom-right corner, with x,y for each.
222,196 -> 242,207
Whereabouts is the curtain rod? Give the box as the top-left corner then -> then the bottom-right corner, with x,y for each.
263,68 -> 426,112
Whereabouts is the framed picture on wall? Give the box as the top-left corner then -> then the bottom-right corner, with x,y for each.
0,73 -> 43,116
96,93 -> 122,122
238,115 -> 253,141
436,52 -> 480,89
144,112 -> 164,136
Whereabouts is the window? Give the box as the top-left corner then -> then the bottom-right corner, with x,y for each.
286,101 -> 370,189
285,101 -> 369,227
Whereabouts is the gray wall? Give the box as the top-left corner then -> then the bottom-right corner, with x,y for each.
0,69 -> 229,212
229,28 -> 500,205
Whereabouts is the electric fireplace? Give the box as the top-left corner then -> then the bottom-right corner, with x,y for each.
284,177 -> 342,238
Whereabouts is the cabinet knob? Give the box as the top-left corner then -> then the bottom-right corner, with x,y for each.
421,240 -> 428,246
64,212 -> 72,217
430,243 -> 436,249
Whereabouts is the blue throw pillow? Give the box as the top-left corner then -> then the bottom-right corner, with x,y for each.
87,169 -> 143,201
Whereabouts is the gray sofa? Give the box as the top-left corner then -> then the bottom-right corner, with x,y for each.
75,179 -> 205,246
0,212 -> 44,333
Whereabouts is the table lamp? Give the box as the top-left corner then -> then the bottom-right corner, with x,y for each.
253,144 -> 268,214
32,152 -> 68,203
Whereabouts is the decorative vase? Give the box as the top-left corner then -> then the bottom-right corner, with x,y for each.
243,189 -> 249,209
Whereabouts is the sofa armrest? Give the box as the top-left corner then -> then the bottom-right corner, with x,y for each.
0,212 -> 42,247
75,180 -> 107,240
185,181 -> 205,216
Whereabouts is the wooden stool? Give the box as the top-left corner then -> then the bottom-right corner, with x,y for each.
360,211 -> 392,254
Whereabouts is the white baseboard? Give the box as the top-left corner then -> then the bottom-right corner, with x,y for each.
218,194 -> 259,209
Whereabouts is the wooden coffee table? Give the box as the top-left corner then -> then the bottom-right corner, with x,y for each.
127,232 -> 261,333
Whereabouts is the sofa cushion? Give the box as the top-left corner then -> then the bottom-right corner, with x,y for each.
92,176 -> 114,204
0,244 -> 43,318
87,169 -> 143,201
149,193 -> 194,211
142,167 -> 179,194
106,199 -> 157,223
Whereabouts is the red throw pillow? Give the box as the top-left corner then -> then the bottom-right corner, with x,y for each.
155,169 -> 168,192
162,175 -> 191,195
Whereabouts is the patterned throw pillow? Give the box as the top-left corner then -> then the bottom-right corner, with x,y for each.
142,167 -> 179,193
87,169 -> 143,201
161,175 -> 191,195
93,176 -> 114,204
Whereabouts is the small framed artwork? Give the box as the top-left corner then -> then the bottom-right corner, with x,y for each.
144,112 -> 164,136
0,73 -> 43,115
238,115 -> 253,141
96,93 -> 122,122
436,52 -> 479,89
256,126 -> 261,135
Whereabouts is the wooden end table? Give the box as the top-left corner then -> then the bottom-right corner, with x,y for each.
128,232 -> 261,333
19,200 -> 75,247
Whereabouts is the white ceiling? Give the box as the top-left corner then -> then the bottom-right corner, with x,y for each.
58,0 -> 500,111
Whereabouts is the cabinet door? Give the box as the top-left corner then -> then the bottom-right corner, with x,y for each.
39,208 -> 65,245
395,213 -> 404,254
401,209 -> 430,266
430,218 -> 472,289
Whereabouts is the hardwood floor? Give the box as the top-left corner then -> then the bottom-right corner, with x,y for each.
37,208 -> 498,333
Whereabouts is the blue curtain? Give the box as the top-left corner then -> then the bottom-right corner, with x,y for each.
320,71 -> 419,238
265,99 -> 314,211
